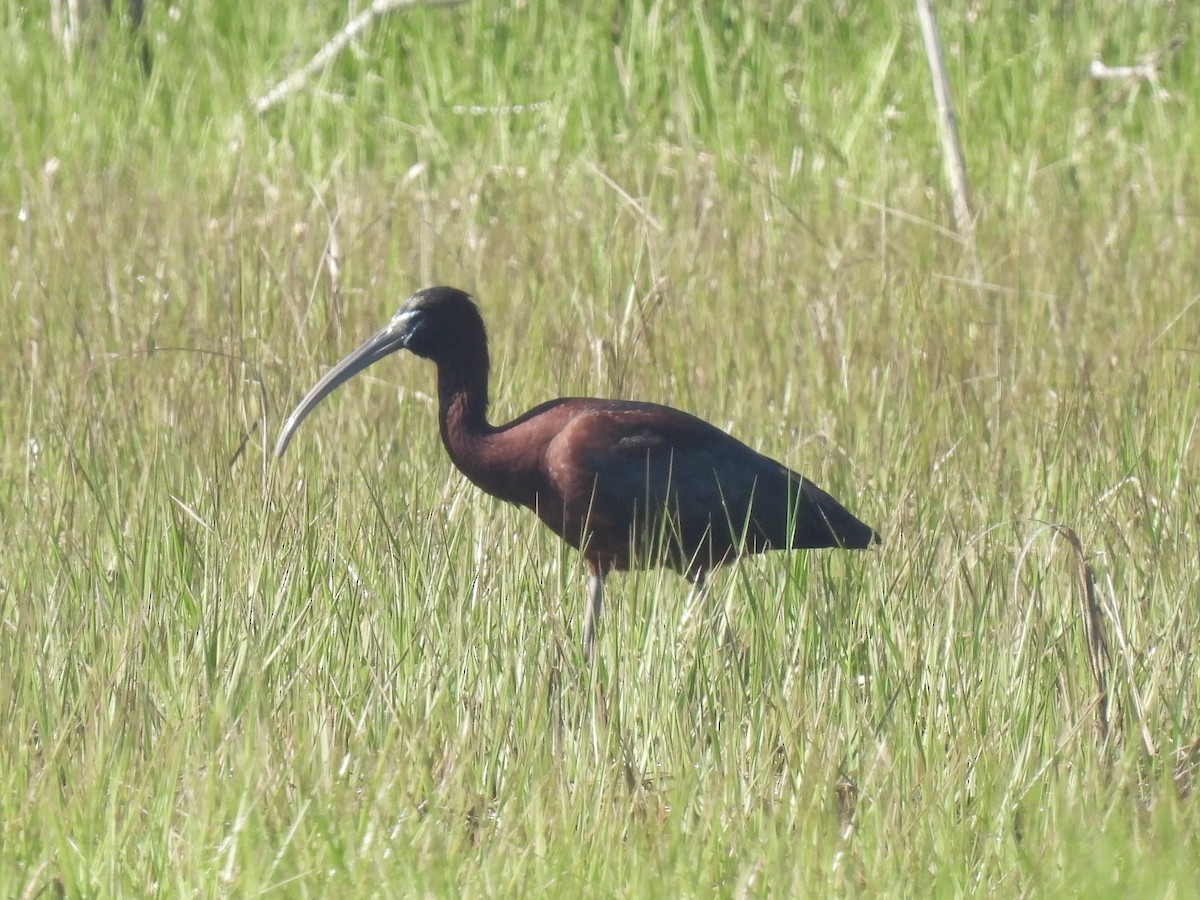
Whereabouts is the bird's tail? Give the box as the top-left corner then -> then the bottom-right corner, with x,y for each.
795,479 -> 880,549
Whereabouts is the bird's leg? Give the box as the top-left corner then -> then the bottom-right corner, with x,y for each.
582,570 -> 604,661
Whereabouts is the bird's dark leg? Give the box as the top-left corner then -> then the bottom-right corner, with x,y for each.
582,570 -> 605,661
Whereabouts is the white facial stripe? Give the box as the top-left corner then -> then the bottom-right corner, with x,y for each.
386,309 -> 416,335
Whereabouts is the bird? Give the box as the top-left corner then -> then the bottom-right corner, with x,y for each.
275,286 -> 879,657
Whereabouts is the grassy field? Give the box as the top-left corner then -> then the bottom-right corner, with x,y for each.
3,0 -> 1200,895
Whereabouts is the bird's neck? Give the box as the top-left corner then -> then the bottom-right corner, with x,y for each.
436,353 -> 493,463
434,351 -> 536,507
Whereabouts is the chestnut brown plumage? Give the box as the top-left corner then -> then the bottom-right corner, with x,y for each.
275,286 -> 879,656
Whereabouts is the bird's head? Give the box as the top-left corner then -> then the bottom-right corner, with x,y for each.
274,286 -> 485,456
385,286 -> 485,361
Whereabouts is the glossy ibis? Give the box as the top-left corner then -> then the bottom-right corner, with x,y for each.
275,286 -> 878,657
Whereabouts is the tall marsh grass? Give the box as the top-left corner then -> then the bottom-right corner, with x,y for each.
2,1 -> 1198,894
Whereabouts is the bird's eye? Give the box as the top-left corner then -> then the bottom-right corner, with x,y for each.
398,312 -> 437,353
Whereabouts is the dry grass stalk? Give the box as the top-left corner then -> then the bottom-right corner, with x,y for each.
1053,526 -> 1113,744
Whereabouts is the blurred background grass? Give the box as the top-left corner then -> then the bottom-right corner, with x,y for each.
2,1 -> 1198,895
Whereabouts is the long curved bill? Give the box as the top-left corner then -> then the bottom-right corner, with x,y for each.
274,324 -> 410,457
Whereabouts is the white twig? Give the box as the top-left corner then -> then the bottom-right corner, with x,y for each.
1088,59 -> 1158,82
915,0 -> 973,239
253,0 -> 470,114
1151,291 -> 1200,346
451,100 -> 552,116
934,272 -> 1058,301
582,160 -> 663,233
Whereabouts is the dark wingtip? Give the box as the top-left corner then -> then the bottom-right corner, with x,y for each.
832,510 -> 881,550
842,523 -> 881,550
797,479 -> 882,551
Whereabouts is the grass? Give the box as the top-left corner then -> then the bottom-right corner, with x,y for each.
2,0 -> 1200,895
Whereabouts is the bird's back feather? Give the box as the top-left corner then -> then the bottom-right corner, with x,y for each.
538,401 -> 877,574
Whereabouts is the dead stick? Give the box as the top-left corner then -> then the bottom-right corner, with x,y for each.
1056,526 -> 1114,745
914,0 -> 974,238
1088,59 -> 1158,82
254,0 -> 470,114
